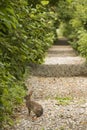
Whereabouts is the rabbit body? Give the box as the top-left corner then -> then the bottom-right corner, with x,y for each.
25,91 -> 43,117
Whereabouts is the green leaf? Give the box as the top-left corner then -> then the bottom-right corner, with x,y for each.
41,1 -> 49,5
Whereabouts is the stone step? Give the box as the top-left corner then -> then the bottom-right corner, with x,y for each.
30,44 -> 87,77
30,63 -> 87,77
44,56 -> 85,65
47,45 -> 78,57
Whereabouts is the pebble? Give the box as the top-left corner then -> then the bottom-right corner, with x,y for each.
9,45 -> 87,130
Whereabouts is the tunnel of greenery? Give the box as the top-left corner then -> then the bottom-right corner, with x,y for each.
0,0 -> 87,128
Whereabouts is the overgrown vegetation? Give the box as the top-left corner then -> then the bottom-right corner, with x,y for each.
57,0 -> 87,59
0,0 -> 87,128
0,0 -> 57,128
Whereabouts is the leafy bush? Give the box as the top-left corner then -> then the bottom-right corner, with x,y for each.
69,0 -> 87,59
57,0 -> 87,59
77,31 -> 87,59
0,62 -> 26,127
0,0 -> 57,128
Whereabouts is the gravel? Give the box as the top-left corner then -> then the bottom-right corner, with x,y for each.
10,45 -> 87,130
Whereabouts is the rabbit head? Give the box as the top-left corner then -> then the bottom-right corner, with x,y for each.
24,90 -> 33,100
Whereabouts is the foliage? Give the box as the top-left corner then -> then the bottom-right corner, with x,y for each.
77,31 -> 87,59
69,0 -> 87,59
57,0 -> 73,22
57,0 -> 87,59
0,0 -> 57,128
1,0 -> 87,128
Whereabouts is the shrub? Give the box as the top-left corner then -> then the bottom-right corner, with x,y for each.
0,0 -> 57,127
77,31 -> 87,59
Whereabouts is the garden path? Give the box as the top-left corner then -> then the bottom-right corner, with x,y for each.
12,39 -> 87,130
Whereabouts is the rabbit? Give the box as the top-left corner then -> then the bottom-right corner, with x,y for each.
24,90 -> 43,117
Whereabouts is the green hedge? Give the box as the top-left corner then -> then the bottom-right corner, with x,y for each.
57,0 -> 87,59
0,0 -> 57,128
77,31 -> 87,59
69,0 -> 87,59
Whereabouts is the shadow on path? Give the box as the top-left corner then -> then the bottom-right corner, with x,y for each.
54,38 -> 69,45
30,63 -> 87,77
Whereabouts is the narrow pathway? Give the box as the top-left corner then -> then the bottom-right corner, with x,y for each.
12,43 -> 87,130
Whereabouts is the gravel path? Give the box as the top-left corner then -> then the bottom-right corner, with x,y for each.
11,44 -> 87,130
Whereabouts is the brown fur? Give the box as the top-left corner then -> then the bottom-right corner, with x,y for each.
25,91 -> 43,117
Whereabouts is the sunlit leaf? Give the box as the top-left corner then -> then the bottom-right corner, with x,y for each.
41,1 -> 49,5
